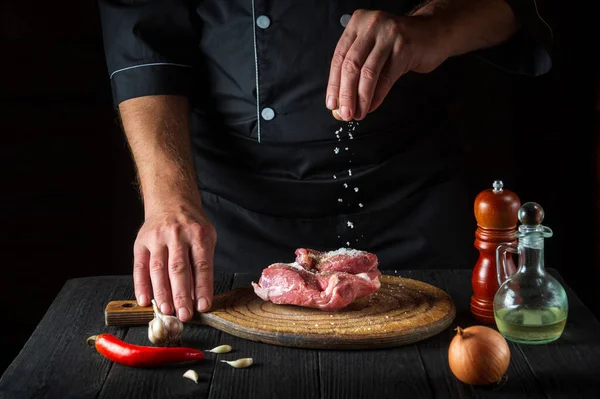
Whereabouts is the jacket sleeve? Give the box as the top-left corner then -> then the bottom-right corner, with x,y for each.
97,0 -> 200,106
472,0 -> 554,76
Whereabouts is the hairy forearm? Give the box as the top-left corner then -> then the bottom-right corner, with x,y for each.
118,95 -> 200,214
411,0 -> 519,58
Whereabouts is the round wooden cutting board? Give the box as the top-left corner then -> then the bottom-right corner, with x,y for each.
105,275 -> 455,350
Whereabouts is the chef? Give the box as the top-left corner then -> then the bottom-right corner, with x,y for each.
97,0 -> 553,321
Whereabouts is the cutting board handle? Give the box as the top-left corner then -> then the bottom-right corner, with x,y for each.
105,300 -> 155,327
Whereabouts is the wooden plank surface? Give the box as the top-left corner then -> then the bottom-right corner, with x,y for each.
0,277 -> 133,399
318,343 -> 433,398
97,272 -> 233,399
2,269 -> 600,399
410,269 -> 547,399
105,275 -> 456,349
208,273 -> 320,399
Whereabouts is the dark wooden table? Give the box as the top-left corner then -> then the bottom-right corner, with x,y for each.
1,269 -> 599,399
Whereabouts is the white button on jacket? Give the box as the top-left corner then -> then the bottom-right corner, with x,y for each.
340,14 -> 351,28
256,15 -> 271,29
261,107 -> 275,121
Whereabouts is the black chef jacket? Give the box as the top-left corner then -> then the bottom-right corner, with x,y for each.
98,0 -> 553,273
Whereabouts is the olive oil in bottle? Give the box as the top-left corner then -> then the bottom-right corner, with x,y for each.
494,306 -> 567,344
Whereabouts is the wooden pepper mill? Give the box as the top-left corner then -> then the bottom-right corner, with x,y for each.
471,180 -> 521,324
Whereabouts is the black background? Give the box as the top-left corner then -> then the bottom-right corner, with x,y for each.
1,1 -> 598,375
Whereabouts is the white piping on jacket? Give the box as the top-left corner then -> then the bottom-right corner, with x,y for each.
109,62 -> 192,79
251,0 -> 262,143
532,0 -> 553,40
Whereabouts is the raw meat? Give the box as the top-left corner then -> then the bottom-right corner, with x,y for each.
251,248 -> 381,311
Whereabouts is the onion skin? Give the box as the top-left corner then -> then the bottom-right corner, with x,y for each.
448,326 -> 510,385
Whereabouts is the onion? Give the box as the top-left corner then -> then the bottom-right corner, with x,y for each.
448,325 -> 510,385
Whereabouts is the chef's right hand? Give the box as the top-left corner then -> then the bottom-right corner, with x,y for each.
132,200 -> 217,322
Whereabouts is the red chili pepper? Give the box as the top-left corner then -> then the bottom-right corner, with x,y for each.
86,333 -> 204,368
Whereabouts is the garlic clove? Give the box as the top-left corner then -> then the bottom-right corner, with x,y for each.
221,358 -> 253,368
183,369 -> 198,384
148,318 -> 167,344
208,345 -> 232,354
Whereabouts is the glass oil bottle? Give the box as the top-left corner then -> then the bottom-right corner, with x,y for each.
493,202 -> 568,344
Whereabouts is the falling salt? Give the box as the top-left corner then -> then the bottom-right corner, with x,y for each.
315,324 -> 319,327
333,121 -> 364,246
367,328 -> 371,331
330,322 -> 335,325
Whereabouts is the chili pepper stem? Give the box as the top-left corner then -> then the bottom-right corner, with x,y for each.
86,335 -> 99,348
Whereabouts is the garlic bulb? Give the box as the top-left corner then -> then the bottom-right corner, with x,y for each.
148,299 -> 184,346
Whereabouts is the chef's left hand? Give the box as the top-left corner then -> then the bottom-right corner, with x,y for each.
326,9 -> 447,121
